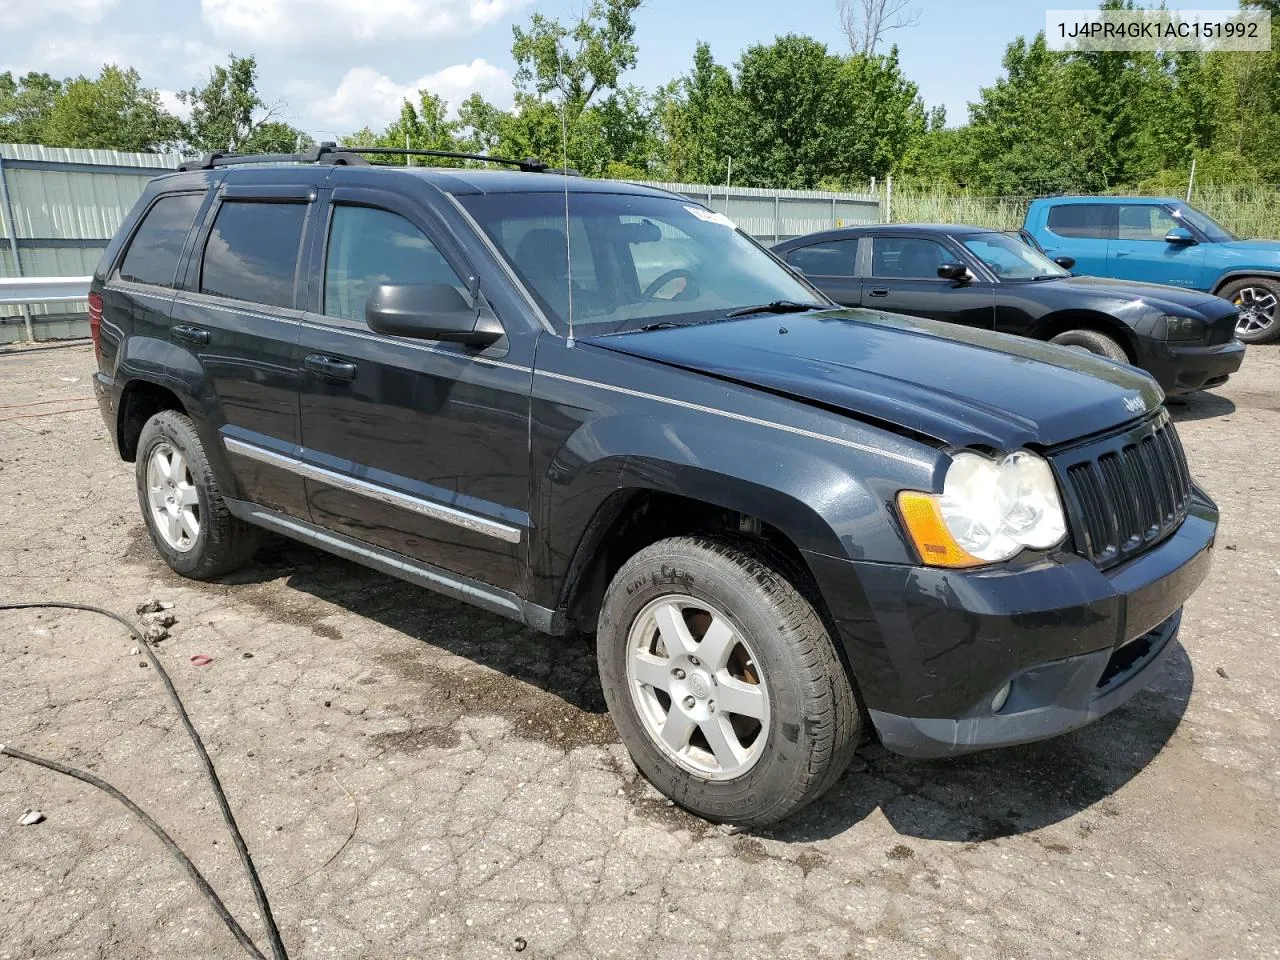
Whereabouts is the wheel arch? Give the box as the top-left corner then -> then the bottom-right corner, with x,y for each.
117,379 -> 188,461
1034,310 -> 1139,363
1210,269 -> 1280,297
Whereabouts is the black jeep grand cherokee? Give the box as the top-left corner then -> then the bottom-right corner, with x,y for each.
90,145 -> 1216,826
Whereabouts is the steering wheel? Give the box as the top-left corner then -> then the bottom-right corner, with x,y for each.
642,268 -> 699,302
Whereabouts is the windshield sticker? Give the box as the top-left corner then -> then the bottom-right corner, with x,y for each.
684,205 -> 737,229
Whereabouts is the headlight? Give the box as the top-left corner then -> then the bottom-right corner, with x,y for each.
1155,315 -> 1205,342
897,451 -> 1067,567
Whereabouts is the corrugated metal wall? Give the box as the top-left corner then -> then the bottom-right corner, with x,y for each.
635,181 -> 881,241
0,144 -> 179,333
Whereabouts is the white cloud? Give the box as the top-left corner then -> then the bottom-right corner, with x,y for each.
158,90 -> 193,121
30,32 -> 222,82
202,0 -> 530,47
0,0 -> 119,28
305,60 -> 513,134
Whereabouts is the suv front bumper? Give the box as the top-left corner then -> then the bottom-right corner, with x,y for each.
804,488 -> 1216,758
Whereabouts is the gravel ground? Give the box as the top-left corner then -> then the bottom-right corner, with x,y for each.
0,341 -> 1277,960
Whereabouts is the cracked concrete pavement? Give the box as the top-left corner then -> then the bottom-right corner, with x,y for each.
1,341 -> 1277,959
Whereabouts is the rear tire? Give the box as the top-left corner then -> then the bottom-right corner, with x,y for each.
597,536 -> 861,826
135,411 -> 259,580
1049,328 -> 1129,362
1219,277 -> 1280,343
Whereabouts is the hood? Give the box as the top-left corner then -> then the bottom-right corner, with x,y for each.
1220,238 -> 1280,256
586,309 -> 1164,450
1047,274 -> 1228,313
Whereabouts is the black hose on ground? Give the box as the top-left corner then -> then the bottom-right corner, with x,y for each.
0,601 -> 289,960
0,743 -> 267,960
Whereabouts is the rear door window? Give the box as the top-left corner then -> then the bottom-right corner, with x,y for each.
118,193 -> 203,287
786,240 -> 858,277
323,205 -> 467,323
199,200 -> 307,309
1046,204 -> 1114,239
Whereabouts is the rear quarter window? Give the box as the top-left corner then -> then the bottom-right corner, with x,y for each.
118,193 -> 204,287
200,200 -> 307,309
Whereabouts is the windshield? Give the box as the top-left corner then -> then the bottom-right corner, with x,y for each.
458,191 -> 823,336
961,232 -> 1070,280
1170,203 -> 1237,243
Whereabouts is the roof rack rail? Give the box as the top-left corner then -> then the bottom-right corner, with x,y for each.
176,141 -> 558,174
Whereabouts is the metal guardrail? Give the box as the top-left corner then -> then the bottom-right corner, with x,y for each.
0,277 -> 92,341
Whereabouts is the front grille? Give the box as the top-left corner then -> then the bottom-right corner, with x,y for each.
1057,414 -> 1193,569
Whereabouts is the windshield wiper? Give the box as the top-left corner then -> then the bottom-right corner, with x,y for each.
724,300 -> 827,319
636,320 -> 687,332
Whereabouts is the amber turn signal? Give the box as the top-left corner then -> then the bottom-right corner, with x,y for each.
896,491 -> 986,569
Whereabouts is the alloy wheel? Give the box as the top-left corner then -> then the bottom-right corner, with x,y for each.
146,442 -> 200,552
625,594 -> 770,780
1234,286 -> 1278,337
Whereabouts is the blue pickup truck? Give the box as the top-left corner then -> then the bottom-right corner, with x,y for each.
1023,195 -> 1280,343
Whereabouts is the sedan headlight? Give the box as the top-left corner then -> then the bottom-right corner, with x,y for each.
1154,315 -> 1206,342
897,451 -> 1068,567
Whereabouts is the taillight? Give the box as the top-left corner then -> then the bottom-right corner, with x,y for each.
88,291 -> 103,362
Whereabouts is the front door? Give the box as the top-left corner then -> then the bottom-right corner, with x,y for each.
295,187 -> 533,593
1107,203 -> 1207,288
862,234 -> 995,329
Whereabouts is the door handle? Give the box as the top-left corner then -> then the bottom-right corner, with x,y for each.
1114,251 -> 1132,258
305,354 -> 357,382
868,287 -> 890,297
171,324 -> 210,345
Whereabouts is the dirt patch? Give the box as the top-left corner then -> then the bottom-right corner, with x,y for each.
367,726 -> 462,753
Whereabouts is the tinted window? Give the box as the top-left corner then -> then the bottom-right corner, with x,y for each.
786,240 -> 858,277
1046,204 -> 1112,239
200,201 -> 306,308
118,193 -> 203,287
323,205 -> 467,322
870,237 -> 953,279
459,192 -> 819,337
1117,204 -> 1178,241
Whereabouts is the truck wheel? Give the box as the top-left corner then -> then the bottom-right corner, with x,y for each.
597,536 -> 860,826
135,411 -> 259,580
1050,328 -> 1129,362
1219,277 -> 1280,343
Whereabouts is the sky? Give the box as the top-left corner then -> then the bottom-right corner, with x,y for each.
0,0 -> 1249,141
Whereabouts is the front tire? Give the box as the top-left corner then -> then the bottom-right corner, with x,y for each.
135,411 -> 259,580
1049,328 -> 1129,362
1219,277 -> 1280,343
597,537 -> 860,826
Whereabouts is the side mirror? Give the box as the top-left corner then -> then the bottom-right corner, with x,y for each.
1165,227 -> 1196,245
937,262 -> 970,281
1054,255 -> 1076,270
366,282 -> 502,346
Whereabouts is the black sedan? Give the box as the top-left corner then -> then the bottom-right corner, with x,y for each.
773,224 -> 1244,395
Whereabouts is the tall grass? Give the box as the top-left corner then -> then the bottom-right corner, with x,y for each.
885,183 -> 1280,239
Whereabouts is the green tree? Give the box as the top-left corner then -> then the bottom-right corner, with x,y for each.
42,65 -> 181,152
455,0 -> 653,176
0,71 -> 61,144
653,42 -> 736,182
343,91 -> 463,164
180,54 -> 309,154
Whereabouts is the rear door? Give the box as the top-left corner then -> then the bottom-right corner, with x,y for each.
1039,203 -> 1113,275
1107,202 -> 1207,287
862,234 -> 996,329
171,182 -> 313,517
294,185 -> 532,593
780,238 -> 861,305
